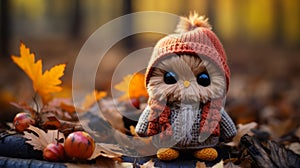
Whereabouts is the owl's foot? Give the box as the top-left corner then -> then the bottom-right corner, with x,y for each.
193,147 -> 218,161
156,148 -> 179,161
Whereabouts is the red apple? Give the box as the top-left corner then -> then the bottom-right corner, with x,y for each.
13,112 -> 35,132
43,143 -> 65,162
64,131 -> 95,159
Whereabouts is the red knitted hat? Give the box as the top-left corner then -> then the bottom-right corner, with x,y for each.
145,14 -> 230,92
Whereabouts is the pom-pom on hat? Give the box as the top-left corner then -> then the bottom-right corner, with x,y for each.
145,12 -> 230,92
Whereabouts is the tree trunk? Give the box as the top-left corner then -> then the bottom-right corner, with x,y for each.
273,0 -> 283,46
70,0 -> 82,39
0,0 -> 10,59
122,0 -> 135,50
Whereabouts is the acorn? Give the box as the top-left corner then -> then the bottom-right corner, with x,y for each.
43,143 -> 65,162
64,131 -> 95,160
13,112 -> 35,132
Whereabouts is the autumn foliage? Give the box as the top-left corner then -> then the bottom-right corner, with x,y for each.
114,73 -> 148,101
11,43 -> 65,103
5,42 -> 299,167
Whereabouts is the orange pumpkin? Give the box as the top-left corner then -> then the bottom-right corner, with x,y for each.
64,131 -> 95,159
13,112 -> 35,132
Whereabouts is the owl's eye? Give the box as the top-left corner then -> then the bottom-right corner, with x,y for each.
196,72 -> 210,87
164,71 -> 177,84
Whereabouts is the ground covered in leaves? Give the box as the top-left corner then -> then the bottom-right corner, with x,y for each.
0,43 -> 299,168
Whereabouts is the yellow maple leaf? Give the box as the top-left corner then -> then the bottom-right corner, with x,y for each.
114,73 -> 148,101
11,43 -> 65,103
81,90 -> 107,110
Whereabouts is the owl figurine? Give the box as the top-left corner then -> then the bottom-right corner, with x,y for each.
135,13 -> 237,161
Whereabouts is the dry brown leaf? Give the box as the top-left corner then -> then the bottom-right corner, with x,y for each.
223,162 -> 241,168
94,156 -> 118,168
226,122 -> 257,147
65,163 -> 96,168
39,111 -> 81,132
41,115 -> 62,129
47,98 -> 76,118
113,130 -> 156,156
286,142 -> 300,155
88,143 -> 123,160
66,156 -> 117,168
195,161 -> 207,168
48,98 -> 72,107
140,159 -> 155,168
6,122 -> 14,129
118,162 -> 133,168
223,158 -> 238,165
23,125 -> 64,151
60,102 -> 75,113
98,99 -> 126,133
263,118 -> 293,138
211,159 -> 224,168
10,102 -> 36,116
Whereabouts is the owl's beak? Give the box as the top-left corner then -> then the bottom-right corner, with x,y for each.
183,80 -> 190,88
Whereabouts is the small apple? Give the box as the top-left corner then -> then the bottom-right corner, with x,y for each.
64,131 -> 95,159
13,112 -> 35,132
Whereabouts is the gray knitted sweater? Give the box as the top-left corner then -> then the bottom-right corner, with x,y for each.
135,104 -> 237,149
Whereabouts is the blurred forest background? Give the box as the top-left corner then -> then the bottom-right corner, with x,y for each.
0,0 -> 299,134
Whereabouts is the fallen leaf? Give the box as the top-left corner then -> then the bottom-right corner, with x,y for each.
23,125 -> 64,151
39,113 -> 82,134
41,116 -> 62,130
140,160 -> 155,168
195,161 -> 207,168
98,99 -> 126,133
65,163 -> 94,168
119,162 -> 133,168
226,122 -> 257,147
240,134 -> 300,168
223,158 -> 238,165
81,90 -> 107,110
11,43 -> 65,103
60,102 -> 75,113
211,159 -> 223,168
66,156 -> 117,168
10,101 -> 36,116
286,142 -> 300,155
268,118 -> 294,138
223,162 -> 241,168
88,143 -> 123,160
5,122 -> 14,129
114,73 -> 148,101
44,98 -> 78,121
112,130 -> 156,156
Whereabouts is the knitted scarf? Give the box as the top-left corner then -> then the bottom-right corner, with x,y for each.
146,98 -> 222,139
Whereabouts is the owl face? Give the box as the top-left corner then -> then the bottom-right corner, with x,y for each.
147,54 -> 226,103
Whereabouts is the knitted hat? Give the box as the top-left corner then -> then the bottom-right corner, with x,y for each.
145,13 -> 230,92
